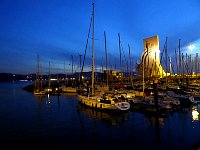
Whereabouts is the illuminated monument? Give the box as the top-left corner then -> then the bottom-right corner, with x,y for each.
140,35 -> 165,78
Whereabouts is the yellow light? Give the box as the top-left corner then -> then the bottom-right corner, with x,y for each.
192,105 -> 199,121
192,110 -> 199,121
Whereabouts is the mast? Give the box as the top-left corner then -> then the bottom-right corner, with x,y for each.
104,31 -> 108,87
178,39 -> 181,84
169,56 -> 172,80
118,33 -> 122,81
71,54 -> 74,87
175,48 -> 178,79
195,53 -> 198,81
165,37 -> 168,86
49,61 -> 51,89
128,44 -> 133,87
64,60 -> 67,86
35,54 -> 40,90
91,1 -> 95,96
182,53 -> 184,80
79,54 -> 82,82
71,55 -> 74,75
37,54 -> 42,89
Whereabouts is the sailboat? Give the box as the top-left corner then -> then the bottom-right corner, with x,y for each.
77,2 -> 130,112
60,58 -> 77,93
34,55 -> 46,95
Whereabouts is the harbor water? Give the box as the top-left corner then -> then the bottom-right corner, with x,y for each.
1,82 -> 200,150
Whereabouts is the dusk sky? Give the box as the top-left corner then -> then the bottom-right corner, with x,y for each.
0,0 -> 200,74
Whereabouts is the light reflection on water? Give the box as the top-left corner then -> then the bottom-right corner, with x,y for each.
78,103 -> 129,126
192,105 -> 199,121
0,82 -> 200,149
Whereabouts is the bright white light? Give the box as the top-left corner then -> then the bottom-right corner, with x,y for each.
50,78 -> 57,81
188,44 -> 195,51
192,110 -> 199,121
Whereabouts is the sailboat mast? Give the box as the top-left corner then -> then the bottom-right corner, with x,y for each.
104,31 -> 108,87
165,37 -> 168,86
196,53 -> 198,81
128,44 -> 133,87
91,2 -> 95,96
178,39 -> 181,84
64,60 -> 66,86
169,56 -> 172,79
49,61 -> 51,89
79,54 -> 82,82
35,54 -> 40,90
71,55 -> 74,75
118,33 -> 122,81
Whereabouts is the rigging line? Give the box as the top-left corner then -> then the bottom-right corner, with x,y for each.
121,44 -> 127,64
120,43 -> 129,74
80,15 -> 93,82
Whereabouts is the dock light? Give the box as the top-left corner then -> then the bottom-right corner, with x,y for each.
188,44 -> 195,51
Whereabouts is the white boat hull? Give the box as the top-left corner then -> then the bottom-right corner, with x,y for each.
77,95 -> 130,111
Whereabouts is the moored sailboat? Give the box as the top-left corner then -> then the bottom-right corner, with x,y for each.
34,55 -> 46,95
77,2 -> 130,112
78,94 -> 130,111
60,56 -> 77,93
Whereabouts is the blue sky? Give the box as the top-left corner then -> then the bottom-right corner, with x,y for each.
0,0 -> 200,74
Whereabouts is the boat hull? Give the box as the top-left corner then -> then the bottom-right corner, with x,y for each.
77,95 -> 130,112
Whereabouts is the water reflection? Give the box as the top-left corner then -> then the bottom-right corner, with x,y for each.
144,114 -> 165,145
34,94 -> 47,100
192,105 -> 199,121
144,115 -> 165,127
34,94 -> 51,105
77,103 -> 129,126
62,93 -> 78,97
34,94 -> 60,107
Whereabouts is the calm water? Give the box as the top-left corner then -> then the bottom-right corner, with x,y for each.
0,82 -> 200,150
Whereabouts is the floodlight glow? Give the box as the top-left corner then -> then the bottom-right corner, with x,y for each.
188,44 -> 195,51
